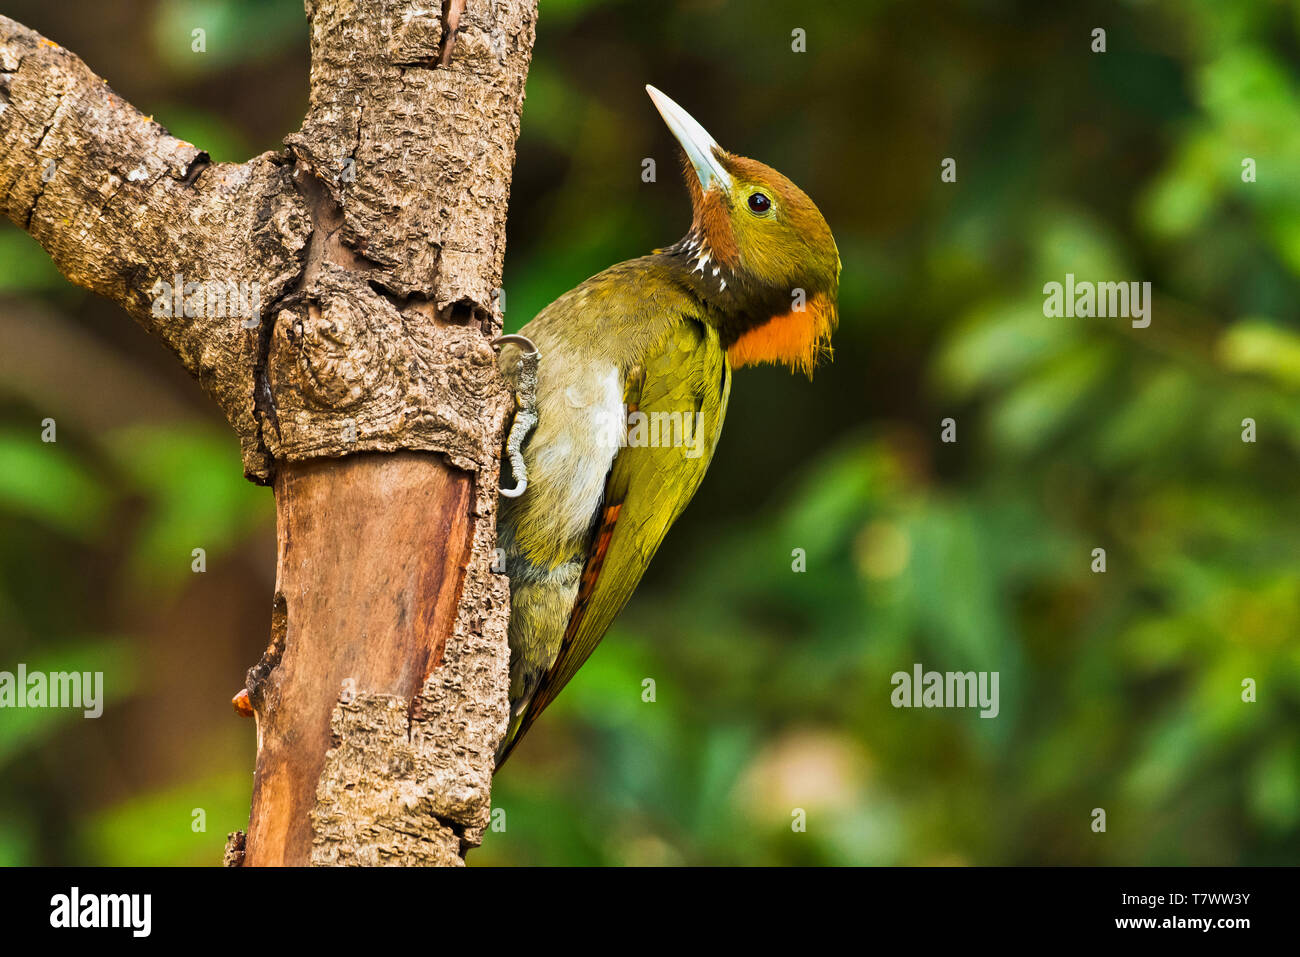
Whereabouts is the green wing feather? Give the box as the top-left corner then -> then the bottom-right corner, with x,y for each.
501,316 -> 731,760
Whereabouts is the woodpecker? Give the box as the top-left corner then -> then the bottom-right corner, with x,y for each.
495,86 -> 840,766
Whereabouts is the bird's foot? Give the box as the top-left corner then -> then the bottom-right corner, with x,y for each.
492,334 -> 540,498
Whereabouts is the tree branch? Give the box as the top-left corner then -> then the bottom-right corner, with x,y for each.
0,14 -> 310,477
0,0 -> 538,866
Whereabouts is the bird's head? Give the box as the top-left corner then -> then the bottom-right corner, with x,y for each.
647,85 -> 841,377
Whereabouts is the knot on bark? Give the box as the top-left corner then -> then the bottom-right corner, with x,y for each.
288,291 -> 395,414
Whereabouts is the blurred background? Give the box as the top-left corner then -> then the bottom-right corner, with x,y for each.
1,0 -> 1298,865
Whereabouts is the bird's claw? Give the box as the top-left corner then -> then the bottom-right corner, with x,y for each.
492,334 -> 540,498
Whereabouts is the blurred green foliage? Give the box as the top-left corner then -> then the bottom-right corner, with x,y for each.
0,0 -> 1298,865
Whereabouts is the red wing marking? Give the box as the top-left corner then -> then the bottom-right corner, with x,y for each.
561,501 -> 623,649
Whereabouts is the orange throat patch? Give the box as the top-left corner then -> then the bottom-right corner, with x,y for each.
726,293 -> 835,376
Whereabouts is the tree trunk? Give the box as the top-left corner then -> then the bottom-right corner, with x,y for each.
0,0 -> 538,865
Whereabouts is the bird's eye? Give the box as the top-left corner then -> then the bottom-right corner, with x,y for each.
747,192 -> 771,214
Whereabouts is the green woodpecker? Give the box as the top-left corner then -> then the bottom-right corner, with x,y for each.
495,86 -> 840,766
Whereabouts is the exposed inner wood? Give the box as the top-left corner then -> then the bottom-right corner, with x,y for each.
244,453 -> 473,866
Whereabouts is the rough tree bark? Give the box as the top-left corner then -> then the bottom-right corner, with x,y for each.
0,0 -> 538,865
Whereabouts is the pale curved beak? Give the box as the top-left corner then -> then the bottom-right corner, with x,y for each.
646,85 -> 733,193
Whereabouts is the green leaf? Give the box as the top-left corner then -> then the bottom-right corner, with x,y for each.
0,637 -> 138,768
0,431 -> 111,539
81,771 -> 252,866
0,227 -> 68,293
104,426 -> 271,585
1220,319 -> 1300,386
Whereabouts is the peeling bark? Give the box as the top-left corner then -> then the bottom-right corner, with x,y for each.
0,0 -> 537,866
